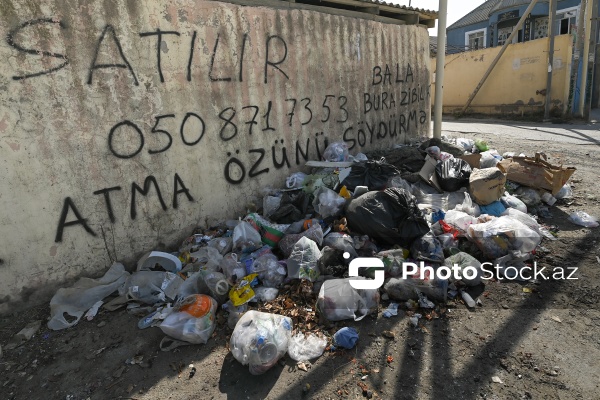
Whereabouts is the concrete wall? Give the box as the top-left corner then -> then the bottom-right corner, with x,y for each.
432,35 -> 572,116
0,0 -> 431,312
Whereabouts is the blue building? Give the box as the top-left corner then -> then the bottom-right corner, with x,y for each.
446,0 -> 582,52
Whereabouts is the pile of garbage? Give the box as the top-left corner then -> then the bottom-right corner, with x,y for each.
44,138 -> 597,375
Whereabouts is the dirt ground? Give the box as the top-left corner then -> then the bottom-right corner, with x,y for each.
1,126 -> 600,400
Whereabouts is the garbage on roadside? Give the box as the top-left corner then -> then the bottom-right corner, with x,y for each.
41,134 -> 580,375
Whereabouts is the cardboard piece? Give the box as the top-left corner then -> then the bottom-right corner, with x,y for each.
418,155 -> 443,192
459,154 -> 482,169
469,167 -> 506,206
497,153 -> 576,195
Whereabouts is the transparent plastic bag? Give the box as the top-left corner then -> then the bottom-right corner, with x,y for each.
515,187 -> 541,207
501,193 -> 528,213
410,232 -> 444,263
569,211 -> 599,228
466,216 -> 542,258
177,270 -> 230,304
263,194 -> 281,218
455,138 -> 475,152
317,278 -> 380,321
287,237 -> 321,281
278,224 -> 324,258
479,151 -> 501,168
159,294 -> 217,344
322,232 -> 358,258
555,184 -> 573,200
249,254 -> 287,288
312,187 -> 346,218
230,311 -> 293,375
253,286 -> 279,302
384,276 -> 448,302
444,210 -> 478,234
286,172 -> 308,189
454,192 -> 481,217
48,263 -> 130,330
501,208 -> 541,235
233,221 -> 262,253
120,271 -> 184,305
322,141 -> 349,162
189,247 -> 223,271
207,237 -> 233,255
387,176 -> 413,194
220,253 -> 246,284
288,333 -> 327,362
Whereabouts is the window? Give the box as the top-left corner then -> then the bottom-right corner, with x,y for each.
465,29 -> 486,50
497,26 -> 514,46
555,7 -> 578,35
534,17 -> 549,39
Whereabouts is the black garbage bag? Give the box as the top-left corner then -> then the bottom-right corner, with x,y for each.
410,232 -> 444,263
367,146 -> 426,172
341,160 -> 400,191
269,190 -> 311,224
434,158 -> 472,192
346,188 -> 430,246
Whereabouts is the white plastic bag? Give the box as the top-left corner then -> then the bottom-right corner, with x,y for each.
159,294 -> 217,344
317,278 -> 380,321
569,211 -> 599,228
501,192 -> 528,213
501,208 -> 541,235
288,333 -> 327,362
230,311 -> 293,375
120,271 -> 184,304
467,216 -> 542,259
555,184 -> 573,200
287,237 -> 321,281
233,221 -> 262,253
322,141 -> 349,162
313,187 -> 345,218
48,263 -> 130,330
285,172 -> 307,189
445,210 -> 478,234
454,193 -> 481,216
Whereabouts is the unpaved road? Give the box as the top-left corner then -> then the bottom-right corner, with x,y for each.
1,119 -> 600,400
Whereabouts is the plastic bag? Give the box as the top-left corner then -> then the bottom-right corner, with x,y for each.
288,333 -> 327,362
323,141 -> 349,162
444,210 -> 478,234
437,233 -> 458,249
263,194 -> 281,218
515,187 -> 541,207
466,216 -> 542,259
177,270 -> 230,304
341,159 -> 401,191
333,327 -> 359,349
346,188 -> 430,246
245,213 -> 290,248
454,192 -> 481,216
569,211 -> 599,228
443,252 -> 482,286
435,158 -> 472,192
48,263 -> 130,330
230,310 -> 293,375
120,271 -> 184,305
189,246 -> 223,271
287,237 -> 321,281
253,286 -> 279,302
285,172 -> 307,189
410,232 -> 444,263
388,176 -> 413,194
455,138 -> 475,152
384,275 -> 448,302
555,184 -> 573,200
374,248 -> 409,277
501,208 -> 541,235
159,294 -> 217,344
479,151 -> 501,168
501,193 -> 527,213
233,221 -> 262,253
322,232 -> 358,258
312,187 -> 346,218
278,224 -> 324,258
249,254 -> 287,288
317,278 -> 380,321
479,200 -> 506,217
474,139 -> 489,152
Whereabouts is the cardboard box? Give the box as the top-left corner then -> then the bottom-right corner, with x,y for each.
497,153 -> 576,195
459,153 -> 482,169
469,167 -> 506,205
418,155 -> 443,192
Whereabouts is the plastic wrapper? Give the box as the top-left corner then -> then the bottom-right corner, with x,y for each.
443,252 -> 482,286
220,253 -> 246,284
466,216 -> 542,259
479,200 -> 506,217
159,294 -> 217,344
322,141 -> 349,162
120,271 -> 184,305
410,232 -> 444,263
346,188 -> 430,246
435,158 -> 472,192
312,187 -> 346,218
515,187 -> 541,207
245,213 -> 290,247
384,275 -> 448,302
569,211 -> 599,228
341,159 -> 401,191
555,184 -> 573,199
229,274 -> 259,306
48,263 -> 130,330
444,210 -> 478,235
177,270 -> 230,304
317,278 -> 380,321
322,232 -> 358,258
233,221 -> 262,253
501,193 -> 528,213
278,224 -> 324,258
287,237 -> 321,281
249,254 -> 287,288
286,172 -> 308,189
288,333 -> 327,362
230,311 -> 293,375
454,192 -> 481,216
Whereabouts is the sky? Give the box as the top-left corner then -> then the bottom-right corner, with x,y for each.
390,0 -> 487,35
